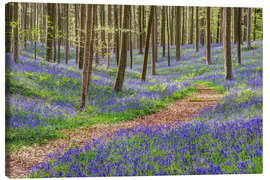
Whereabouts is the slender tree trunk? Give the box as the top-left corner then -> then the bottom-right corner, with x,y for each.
253,8 -> 257,41
24,3 -> 28,49
80,5 -> 93,109
206,7 -> 211,65
34,3 -> 37,60
114,5 -> 120,65
189,7 -> 194,44
243,8 -> 247,42
45,3 -> 53,62
195,7 -> 199,52
138,6 -> 143,54
94,5 -> 99,65
100,5 -> 106,60
65,4 -> 69,64
75,4 -> 79,64
161,7 -> 166,57
5,3 -> 13,53
181,7 -> 185,45
151,7 -> 156,75
57,4 -> 61,64
219,8 -> 223,43
129,6 -> 133,69
235,8 -> 242,65
216,8 -> 221,43
141,6 -> 154,82
223,7 -> 232,80
78,4 -> 86,69
107,5 -> 112,68
52,4 -> 56,62
114,5 -> 131,92
167,7 -> 170,66
175,7 -> 181,61
13,3 -> 19,63
200,8 -> 205,46
170,7 -> 174,46
246,8 -> 251,49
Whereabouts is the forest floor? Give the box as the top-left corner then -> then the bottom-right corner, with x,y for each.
5,84 -> 223,178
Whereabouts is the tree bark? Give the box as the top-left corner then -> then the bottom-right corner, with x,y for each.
13,2 -> 19,63
235,8 -> 242,65
64,4 -> 69,64
206,7 -> 211,65
175,7 -> 181,61
167,7 -> 171,66
181,7 -> 185,45
151,7 -> 156,75
5,3 -> 13,53
253,8 -> 257,41
246,8 -> 251,49
114,5 -> 131,92
223,7 -> 233,80
57,4 -> 61,64
161,7 -> 166,57
138,6 -> 143,54
199,8 -> 205,46
78,4 -> 86,69
107,5 -> 112,68
80,5 -> 93,109
216,8 -> 221,43
114,5 -> 120,65
189,7 -> 194,44
75,4 -> 79,64
141,6 -> 154,82
195,7 -> 199,52
129,6 -> 133,69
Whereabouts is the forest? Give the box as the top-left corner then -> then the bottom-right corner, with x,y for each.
5,2 -> 263,178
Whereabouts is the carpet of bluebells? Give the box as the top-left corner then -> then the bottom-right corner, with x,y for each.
5,40 -> 263,176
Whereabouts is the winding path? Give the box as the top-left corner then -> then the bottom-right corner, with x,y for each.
5,84 -> 223,178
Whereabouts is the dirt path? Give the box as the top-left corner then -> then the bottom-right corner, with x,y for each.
5,85 -> 223,178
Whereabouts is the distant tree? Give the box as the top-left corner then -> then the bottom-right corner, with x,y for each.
216,8 -> 221,43
170,7 -> 174,46
243,8 -> 247,42
23,3 -> 28,49
199,8 -> 205,46
80,4 -> 93,109
151,7 -> 156,75
45,3 -> 54,62
64,4 -> 69,64
94,5 -> 99,65
52,4 -> 56,62
206,7 -> 211,65
75,4 -> 79,64
195,7 -> 199,52
141,6 -> 154,81
246,8 -> 251,49
181,7 -> 185,45
234,8 -> 242,64
253,8 -> 257,41
100,5 -> 106,60
223,7 -> 233,80
13,2 -> 19,63
175,6 -> 181,61
5,3 -> 13,53
138,6 -> 143,54
34,3 -> 37,60
78,4 -> 86,69
114,5 -> 131,92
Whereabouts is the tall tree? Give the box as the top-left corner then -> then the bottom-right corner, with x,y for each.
107,5 -> 112,68
195,7 -> 199,52
161,7 -> 166,57
234,8 -> 242,65
199,8 -> 205,46
223,7 -> 233,80
45,3 -> 54,62
75,4 -> 79,64
166,7 -> 171,66
13,2 -> 19,63
175,6 -> 181,61
57,4 -> 61,64
100,5 -> 106,60
216,8 -> 221,43
64,4 -> 69,64
114,5 -> 131,92
141,6 -> 154,82
114,5 -> 120,65
34,3 -> 37,60
78,4 -> 86,69
5,3 -> 13,53
253,8 -> 257,41
151,7 -> 156,75
170,7 -> 174,46
80,4 -> 93,109
138,6 -> 143,54
189,7 -> 194,44
246,8 -> 251,49
129,6 -> 133,69
52,4 -> 56,62
23,3 -> 28,49
206,7 -> 211,65
181,7 -> 185,45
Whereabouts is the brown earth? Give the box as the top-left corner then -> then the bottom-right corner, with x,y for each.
5,84 -> 223,178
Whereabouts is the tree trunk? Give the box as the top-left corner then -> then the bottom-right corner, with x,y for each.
151,7 -> 156,75
65,4 -> 69,64
167,7 -> 170,66
206,7 -> 211,65
253,8 -> 257,41
243,8 -> 247,42
34,3 -> 37,60
13,2 -> 19,63
195,7 -> 199,52
175,7 -> 181,61
181,7 -> 185,45
129,6 -> 133,69
219,8 -> 223,43
246,8 -> 251,49
141,6 -> 154,82
80,5 -> 93,109
107,5 -> 112,68
235,8 -> 242,65
94,5 -> 99,65
75,4 -> 79,64
45,3 -> 53,62
114,5 -> 120,65
100,5 -> 106,60
200,8 -> 205,46
114,5 -> 131,92
170,7 -> 174,46
24,3 -> 28,49
78,4 -> 86,69
5,3 -> 13,53
52,4 -> 56,62
161,7 -> 166,57
138,6 -> 143,54
216,8 -> 221,43
189,7 -> 194,44
57,4 -> 61,64
223,7 -> 233,80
